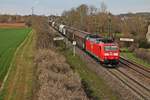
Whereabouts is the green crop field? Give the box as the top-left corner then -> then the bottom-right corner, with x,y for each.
0,28 -> 31,83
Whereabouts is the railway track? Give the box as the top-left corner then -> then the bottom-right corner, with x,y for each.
118,57 -> 150,99
77,45 -> 150,99
120,57 -> 150,79
82,48 -> 150,99
108,68 -> 150,99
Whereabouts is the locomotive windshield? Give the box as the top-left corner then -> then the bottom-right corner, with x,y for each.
104,45 -> 118,51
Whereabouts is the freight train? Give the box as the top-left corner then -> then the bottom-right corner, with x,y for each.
49,20 -> 120,66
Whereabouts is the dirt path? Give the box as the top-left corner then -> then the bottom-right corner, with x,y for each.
0,23 -> 26,28
1,31 -> 35,100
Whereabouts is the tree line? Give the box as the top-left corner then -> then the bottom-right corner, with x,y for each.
0,15 -> 29,23
59,3 -> 149,48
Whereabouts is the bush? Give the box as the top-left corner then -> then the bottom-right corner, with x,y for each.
128,43 -> 138,52
25,17 -> 32,27
81,79 -> 99,100
139,39 -> 150,48
134,49 -> 150,63
34,49 -> 88,100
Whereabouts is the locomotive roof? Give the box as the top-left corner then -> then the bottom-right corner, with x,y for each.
87,34 -> 114,43
98,38 -> 114,43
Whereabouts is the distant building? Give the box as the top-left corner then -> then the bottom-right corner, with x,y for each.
146,25 -> 150,43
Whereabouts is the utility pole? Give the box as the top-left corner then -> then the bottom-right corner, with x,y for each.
31,7 -> 34,16
72,41 -> 76,56
108,15 -> 111,38
31,7 -> 34,26
80,8 -> 83,30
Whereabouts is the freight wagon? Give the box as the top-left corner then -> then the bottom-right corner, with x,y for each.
49,21 -> 120,66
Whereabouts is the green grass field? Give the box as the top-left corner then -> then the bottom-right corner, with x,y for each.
0,28 -> 31,83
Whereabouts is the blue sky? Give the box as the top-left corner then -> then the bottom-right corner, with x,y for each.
0,0 -> 150,15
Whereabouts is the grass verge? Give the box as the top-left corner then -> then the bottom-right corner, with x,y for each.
121,52 -> 150,68
60,48 -> 120,100
121,48 -> 150,68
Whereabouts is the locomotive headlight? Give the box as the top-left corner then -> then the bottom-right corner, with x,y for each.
113,53 -> 118,56
104,53 -> 109,56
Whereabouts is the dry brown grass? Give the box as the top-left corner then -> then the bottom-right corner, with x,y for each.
34,49 -> 88,100
0,23 -> 26,28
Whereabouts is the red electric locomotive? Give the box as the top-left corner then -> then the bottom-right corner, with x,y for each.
85,34 -> 120,65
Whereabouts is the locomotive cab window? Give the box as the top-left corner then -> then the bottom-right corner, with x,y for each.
85,36 -> 90,40
104,45 -> 118,51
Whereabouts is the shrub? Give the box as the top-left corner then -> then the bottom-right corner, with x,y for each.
138,39 -> 150,48
34,49 -> 88,100
134,48 -> 150,63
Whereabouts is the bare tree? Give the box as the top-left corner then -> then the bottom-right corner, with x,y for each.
32,16 -> 52,49
100,1 -> 107,13
89,5 -> 97,15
